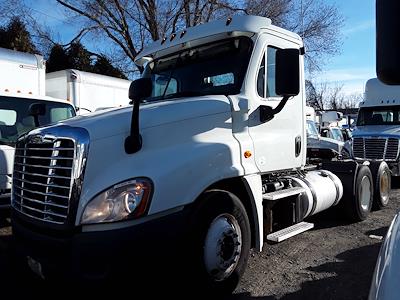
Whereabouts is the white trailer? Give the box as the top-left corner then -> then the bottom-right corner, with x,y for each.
0,48 -> 75,208
46,69 -> 131,114
0,47 -> 46,96
10,16 -> 389,294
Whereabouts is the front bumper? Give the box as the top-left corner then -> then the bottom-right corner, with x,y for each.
11,207 -> 191,282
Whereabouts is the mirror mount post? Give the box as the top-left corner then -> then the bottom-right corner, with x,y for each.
125,78 -> 152,154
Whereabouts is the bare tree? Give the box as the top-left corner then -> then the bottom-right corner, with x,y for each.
246,0 -> 344,72
343,92 -> 363,109
306,80 -> 360,111
53,0 -> 240,75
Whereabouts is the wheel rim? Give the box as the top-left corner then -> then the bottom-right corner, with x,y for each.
360,175 -> 372,211
203,213 -> 242,281
380,170 -> 390,205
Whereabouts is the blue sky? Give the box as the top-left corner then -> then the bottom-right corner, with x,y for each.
320,0 -> 376,95
24,0 -> 376,94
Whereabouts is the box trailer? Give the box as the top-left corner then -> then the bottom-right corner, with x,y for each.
46,69 -> 131,114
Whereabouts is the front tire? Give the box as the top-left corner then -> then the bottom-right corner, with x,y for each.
187,189 -> 251,295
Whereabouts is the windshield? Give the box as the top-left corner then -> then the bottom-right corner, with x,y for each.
143,37 -> 253,101
306,120 -> 319,137
0,96 -> 75,146
357,106 -> 400,126
331,128 -> 344,142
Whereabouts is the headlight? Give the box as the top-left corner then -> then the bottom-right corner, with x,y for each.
81,178 -> 152,224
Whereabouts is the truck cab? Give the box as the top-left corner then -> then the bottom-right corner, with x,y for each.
0,93 -> 75,207
0,47 -> 76,207
352,78 -> 400,175
11,16 -> 375,293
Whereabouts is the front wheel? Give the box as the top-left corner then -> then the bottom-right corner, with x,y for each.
187,189 -> 251,295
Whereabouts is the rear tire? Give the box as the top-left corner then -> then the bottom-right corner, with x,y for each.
344,165 -> 374,221
186,189 -> 251,295
370,161 -> 391,210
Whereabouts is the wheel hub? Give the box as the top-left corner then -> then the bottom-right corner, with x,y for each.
380,170 -> 390,205
360,175 -> 372,211
203,214 -> 242,281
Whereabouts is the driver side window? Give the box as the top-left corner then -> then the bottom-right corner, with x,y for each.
256,46 -> 279,99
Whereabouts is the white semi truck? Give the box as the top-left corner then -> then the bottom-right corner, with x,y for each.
353,77 -> 400,174
0,47 -> 76,209
46,69 -> 131,114
10,16 -> 387,293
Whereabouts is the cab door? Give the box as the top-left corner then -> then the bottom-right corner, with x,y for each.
246,33 -> 306,173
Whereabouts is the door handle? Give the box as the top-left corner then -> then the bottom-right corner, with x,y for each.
295,136 -> 301,157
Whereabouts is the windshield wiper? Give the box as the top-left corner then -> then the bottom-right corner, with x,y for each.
161,53 -> 183,100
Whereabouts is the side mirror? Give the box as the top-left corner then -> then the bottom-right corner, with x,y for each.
129,78 -> 152,102
376,0 -> 400,85
275,48 -> 300,97
259,48 -> 300,123
125,77 -> 152,154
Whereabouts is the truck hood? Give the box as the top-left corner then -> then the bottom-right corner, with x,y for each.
353,125 -> 400,138
53,95 -> 232,140
307,135 -> 343,152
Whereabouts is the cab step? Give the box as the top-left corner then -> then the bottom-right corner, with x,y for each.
266,222 -> 314,243
262,186 -> 305,201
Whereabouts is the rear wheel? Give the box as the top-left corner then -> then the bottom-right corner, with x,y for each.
344,165 -> 374,221
370,161 -> 391,210
186,190 -> 251,295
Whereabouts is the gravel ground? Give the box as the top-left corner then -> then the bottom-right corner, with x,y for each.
0,188 -> 399,299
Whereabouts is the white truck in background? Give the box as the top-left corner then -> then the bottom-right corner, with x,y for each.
0,47 -> 75,209
11,16 -> 390,294
353,78 -> 400,174
320,111 -> 345,142
306,106 -> 345,161
46,69 -> 131,114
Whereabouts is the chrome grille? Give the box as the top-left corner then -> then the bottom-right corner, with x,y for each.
12,139 -> 75,224
352,137 -> 399,161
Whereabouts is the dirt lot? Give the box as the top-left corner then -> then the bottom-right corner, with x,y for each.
0,188 -> 399,299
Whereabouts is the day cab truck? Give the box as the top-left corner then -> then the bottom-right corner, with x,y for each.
46,69 -> 131,114
10,16 -> 389,294
353,78 -> 400,174
0,47 -> 75,209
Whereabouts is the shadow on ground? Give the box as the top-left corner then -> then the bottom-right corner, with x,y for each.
232,242 -> 381,300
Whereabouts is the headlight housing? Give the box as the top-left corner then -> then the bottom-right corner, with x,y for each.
81,178 -> 152,224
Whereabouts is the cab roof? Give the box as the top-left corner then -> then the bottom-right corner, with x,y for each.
135,15 -> 301,66
360,77 -> 400,107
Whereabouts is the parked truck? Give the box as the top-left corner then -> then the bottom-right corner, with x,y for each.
46,69 -> 131,114
353,77 -> 400,172
0,47 -> 76,209
11,16 -> 388,293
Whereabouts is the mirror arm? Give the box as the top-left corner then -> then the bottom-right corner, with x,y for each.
260,96 -> 290,123
272,96 -> 290,115
124,97 -> 142,154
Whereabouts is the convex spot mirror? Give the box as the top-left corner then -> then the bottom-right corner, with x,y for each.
275,48 -> 300,97
129,78 -> 152,102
